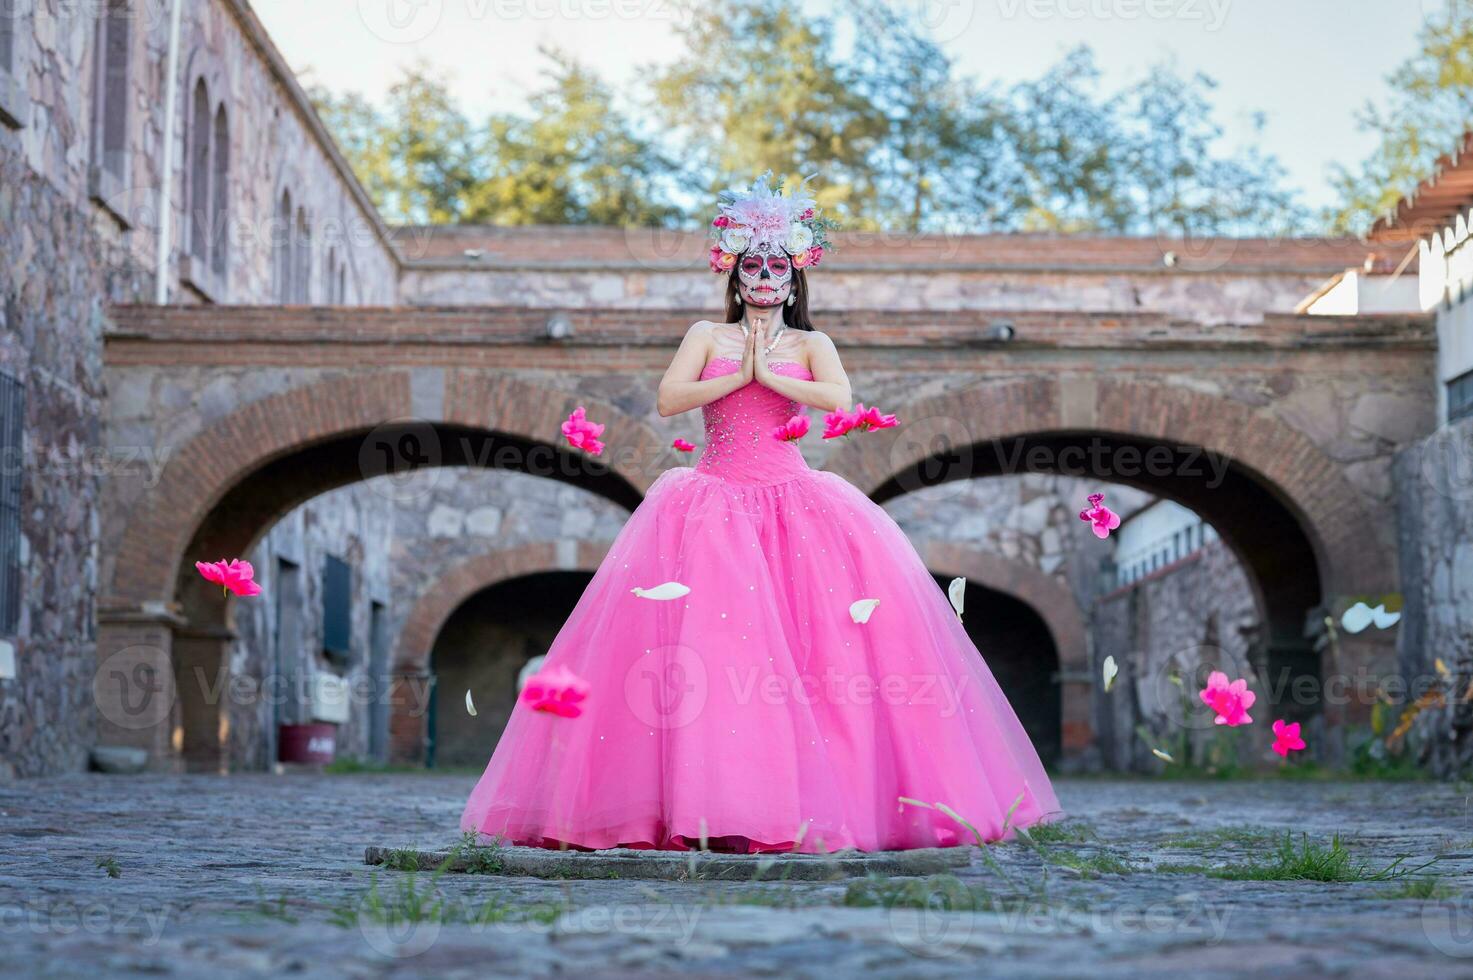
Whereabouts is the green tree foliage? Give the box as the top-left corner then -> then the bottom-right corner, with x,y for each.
312,7 -> 1302,234
1327,1 -> 1473,234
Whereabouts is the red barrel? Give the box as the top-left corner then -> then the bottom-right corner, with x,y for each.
277,723 -> 336,764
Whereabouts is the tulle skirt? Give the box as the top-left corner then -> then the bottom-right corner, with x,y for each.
460,466 -> 1062,853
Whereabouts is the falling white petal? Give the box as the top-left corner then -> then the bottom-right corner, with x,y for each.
1102,655 -> 1119,693
1370,604 -> 1401,629
1340,601 -> 1374,634
517,655 -> 546,691
948,577 -> 966,621
850,598 -> 880,624
464,689 -> 477,717
1151,748 -> 1174,764
631,582 -> 691,601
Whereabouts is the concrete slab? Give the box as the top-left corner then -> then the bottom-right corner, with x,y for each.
363,842 -> 972,880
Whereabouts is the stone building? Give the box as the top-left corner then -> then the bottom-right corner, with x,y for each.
1368,140 -> 1473,775
0,1 -> 1444,780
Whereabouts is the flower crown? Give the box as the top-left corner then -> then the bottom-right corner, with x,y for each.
707,170 -> 837,274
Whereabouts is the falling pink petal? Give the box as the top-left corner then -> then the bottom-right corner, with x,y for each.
773,415 -> 811,442
1271,718 -> 1306,757
672,438 -> 696,453
561,406 -> 606,456
519,665 -> 590,719
822,407 -> 858,440
1199,670 -> 1255,727
196,558 -> 262,598
1079,492 -> 1122,539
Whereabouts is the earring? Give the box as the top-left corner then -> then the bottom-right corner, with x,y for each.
786,293 -> 795,306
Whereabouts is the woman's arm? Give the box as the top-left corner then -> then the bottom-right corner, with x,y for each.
656,321 -> 752,417
754,329 -> 852,413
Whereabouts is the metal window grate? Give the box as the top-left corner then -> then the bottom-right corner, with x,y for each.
0,371 -> 23,634
1450,369 -> 1473,423
321,554 -> 352,658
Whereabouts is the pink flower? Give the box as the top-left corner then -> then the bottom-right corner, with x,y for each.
821,407 -> 858,439
561,406 -> 606,456
519,665 -> 589,719
773,414 -> 810,442
672,438 -> 696,453
709,246 -> 737,274
1198,670 -> 1256,727
195,559 -> 262,598
800,208 -> 815,219
712,215 -> 730,228
806,245 -> 823,266
851,403 -> 898,432
1271,719 -> 1306,757
1078,492 -> 1121,539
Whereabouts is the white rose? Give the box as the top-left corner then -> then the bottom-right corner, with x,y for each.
784,223 -> 813,253
721,226 -> 751,253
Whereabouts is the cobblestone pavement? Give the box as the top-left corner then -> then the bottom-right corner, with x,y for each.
5,774 -> 1473,977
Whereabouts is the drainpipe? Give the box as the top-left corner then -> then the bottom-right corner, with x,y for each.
154,0 -> 184,305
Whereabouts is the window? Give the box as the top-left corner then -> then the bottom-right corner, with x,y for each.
210,106 -> 229,279
292,206 -> 311,303
188,79 -> 209,261
89,0 -> 130,209
0,0 -> 29,129
1450,369 -> 1473,423
0,371 -> 22,635
274,189 -> 293,302
182,71 -> 229,299
0,1 -> 12,71
321,555 -> 352,662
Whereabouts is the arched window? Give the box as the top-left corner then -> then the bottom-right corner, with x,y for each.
210,105 -> 229,279
293,206 -> 311,303
89,0 -> 130,205
274,189 -> 293,303
187,78 -> 210,263
180,66 -> 229,300
325,247 -> 339,303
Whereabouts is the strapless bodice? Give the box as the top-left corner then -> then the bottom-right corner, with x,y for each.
694,356 -> 813,486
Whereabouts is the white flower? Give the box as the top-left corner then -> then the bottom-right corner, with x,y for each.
784,223 -> 813,253
721,226 -> 751,254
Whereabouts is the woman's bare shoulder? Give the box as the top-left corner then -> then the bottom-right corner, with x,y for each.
803,329 -> 840,353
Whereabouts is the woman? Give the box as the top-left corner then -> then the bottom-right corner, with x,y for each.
461,173 -> 1060,853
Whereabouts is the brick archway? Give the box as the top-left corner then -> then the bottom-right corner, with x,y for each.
388,539 -> 612,765
824,378 -> 1390,596
825,377 -> 1398,740
918,542 -> 1091,763
106,372 -> 664,609
97,371 -> 665,770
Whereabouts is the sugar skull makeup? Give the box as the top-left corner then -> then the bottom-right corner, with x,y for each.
707,171 -> 834,282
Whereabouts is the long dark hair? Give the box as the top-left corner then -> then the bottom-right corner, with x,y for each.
723,268 -> 815,331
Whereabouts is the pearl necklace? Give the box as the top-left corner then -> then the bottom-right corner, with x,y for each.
740,316 -> 787,356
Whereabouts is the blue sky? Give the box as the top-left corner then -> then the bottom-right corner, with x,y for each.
256,0 -> 1434,211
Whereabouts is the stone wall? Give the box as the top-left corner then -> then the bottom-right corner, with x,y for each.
1396,417 -> 1473,776
1091,539 -> 1261,771
0,0 -> 401,777
228,482 -> 394,771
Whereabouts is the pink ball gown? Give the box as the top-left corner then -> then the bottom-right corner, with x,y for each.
461,354 -> 1062,853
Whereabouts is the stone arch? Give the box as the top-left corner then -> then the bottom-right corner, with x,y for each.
97,371 -> 669,769
394,539 -> 612,673
917,541 -> 1091,762
386,539 -> 612,765
825,378 -> 1390,597
826,377 -> 1397,742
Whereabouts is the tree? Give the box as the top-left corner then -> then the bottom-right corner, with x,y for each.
643,0 -> 887,227
1326,1 -> 1473,234
464,48 -> 684,226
